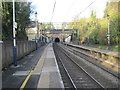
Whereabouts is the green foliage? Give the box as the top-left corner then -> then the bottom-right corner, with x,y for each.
61,22 -> 67,29
2,2 -> 32,41
104,2 -> 119,44
2,2 -> 13,40
38,23 -> 55,30
84,44 -> 120,52
90,10 -> 96,20
67,2 -> 119,47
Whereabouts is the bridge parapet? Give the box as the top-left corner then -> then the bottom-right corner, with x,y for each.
43,29 -> 76,34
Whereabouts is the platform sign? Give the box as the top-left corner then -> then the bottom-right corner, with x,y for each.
107,33 -> 110,37
14,22 -> 17,29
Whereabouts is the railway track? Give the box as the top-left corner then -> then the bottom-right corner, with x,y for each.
59,43 -> 120,79
53,43 -> 105,89
54,47 -> 77,89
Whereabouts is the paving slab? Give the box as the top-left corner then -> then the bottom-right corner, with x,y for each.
37,43 -> 64,88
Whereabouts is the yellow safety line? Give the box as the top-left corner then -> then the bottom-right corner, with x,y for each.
19,45 -> 48,90
19,70 -> 34,90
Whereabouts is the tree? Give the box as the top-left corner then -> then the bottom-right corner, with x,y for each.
90,10 -> 96,20
45,23 -> 55,30
16,2 -> 32,40
104,2 -> 119,44
2,2 -> 32,41
67,1 -> 119,46
2,2 -> 13,40
88,10 -> 99,44
61,22 -> 67,29
39,23 -> 54,30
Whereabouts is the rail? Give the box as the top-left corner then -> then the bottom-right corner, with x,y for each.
54,43 -> 105,89
54,48 -> 77,89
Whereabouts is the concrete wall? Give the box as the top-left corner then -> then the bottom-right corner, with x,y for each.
2,41 -> 41,68
0,41 -> 3,90
0,41 -> 2,70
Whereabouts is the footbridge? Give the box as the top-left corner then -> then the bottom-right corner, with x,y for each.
42,29 -> 76,41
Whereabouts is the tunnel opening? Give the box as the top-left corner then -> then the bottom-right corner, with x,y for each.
54,38 -> 60,42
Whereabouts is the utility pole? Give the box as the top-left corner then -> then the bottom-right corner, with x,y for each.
107,14 -> 110,50
13,0 -> 17,66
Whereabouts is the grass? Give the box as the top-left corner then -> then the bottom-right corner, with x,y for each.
83,43 -> 119,52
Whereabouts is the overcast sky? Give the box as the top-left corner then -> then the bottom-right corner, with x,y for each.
29,0 -> 109,23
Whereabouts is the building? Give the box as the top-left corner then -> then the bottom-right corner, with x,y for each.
26,21 -> 37,40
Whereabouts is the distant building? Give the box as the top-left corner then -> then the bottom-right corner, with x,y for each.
26,21 -> 37,40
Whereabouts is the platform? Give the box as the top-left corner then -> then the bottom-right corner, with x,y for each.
2,43 -> 64,89
33,43 -> 64,88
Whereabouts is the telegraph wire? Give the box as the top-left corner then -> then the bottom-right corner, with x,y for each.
63,0 -> 78,20
49,0 -> 96,23
63,0 -> 96,22
79,0 -> 96,15
61,0 -> 96,20
50,0 -> 56,22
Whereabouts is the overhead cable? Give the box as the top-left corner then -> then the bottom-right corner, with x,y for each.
50,0 -> 56,22
79,0 -> 96,15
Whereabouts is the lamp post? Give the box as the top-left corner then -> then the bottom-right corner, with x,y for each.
107,14 -> 110,50
13,0 -> 17,66
87,23 -> 90,45
40,23 -> 42,43
35,12 -> 38,50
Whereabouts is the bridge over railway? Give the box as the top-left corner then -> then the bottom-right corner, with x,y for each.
43,29 -> 76,41
27,28 -> 77,41
42,29 -> 76,34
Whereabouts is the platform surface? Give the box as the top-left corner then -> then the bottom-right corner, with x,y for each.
33,43 -> 64,88
2,43 -> 64,89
